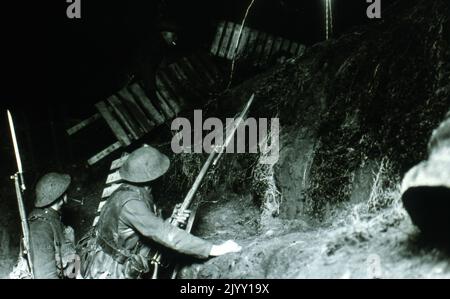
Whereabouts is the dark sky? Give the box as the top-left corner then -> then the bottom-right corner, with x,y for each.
1,0 -> 376,111
0,0 -> 391,178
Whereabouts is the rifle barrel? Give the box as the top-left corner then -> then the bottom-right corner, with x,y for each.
13,174 -> 34,278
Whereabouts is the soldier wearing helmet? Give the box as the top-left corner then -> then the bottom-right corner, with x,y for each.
81,145 -> 241,279
28,173 -> 77,279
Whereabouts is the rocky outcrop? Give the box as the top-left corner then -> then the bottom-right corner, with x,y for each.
401,114 -> 450,239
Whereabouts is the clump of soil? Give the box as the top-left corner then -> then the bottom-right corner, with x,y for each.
194,191 -> 260,241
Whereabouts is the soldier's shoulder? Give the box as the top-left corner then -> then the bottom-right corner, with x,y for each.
111,185 -> 143,202
29,215 -> 53,235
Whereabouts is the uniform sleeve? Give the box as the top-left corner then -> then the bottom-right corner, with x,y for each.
29,220 -> 59,279
121,200 -> 213,259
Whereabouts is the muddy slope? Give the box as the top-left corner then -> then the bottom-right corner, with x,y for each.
176,0 -> 450,278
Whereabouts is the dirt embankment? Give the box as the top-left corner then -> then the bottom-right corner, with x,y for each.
172,0 -> 450,278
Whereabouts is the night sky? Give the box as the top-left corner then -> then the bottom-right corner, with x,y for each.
1,1 -> 376,110
0,0 -> 388,179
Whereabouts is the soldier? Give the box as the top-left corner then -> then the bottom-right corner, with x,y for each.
28,173 -> 77,279
81,146 -> 241,279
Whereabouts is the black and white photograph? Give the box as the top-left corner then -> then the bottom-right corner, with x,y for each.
0,0 -> 450,285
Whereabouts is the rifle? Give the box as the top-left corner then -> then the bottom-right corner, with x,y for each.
151,93 -> 256,279
7,110 -> 34,279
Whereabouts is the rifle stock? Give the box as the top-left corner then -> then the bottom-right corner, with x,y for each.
7,110 -> 34,278
12,173 -> 35,278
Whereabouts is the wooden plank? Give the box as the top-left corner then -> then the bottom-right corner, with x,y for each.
95,102 -> 131,146
218,22 -> 235,58
156,90 -> 176,119
236,27 -> 251,58
169,63 -> 188,82
297,44 -> 306,56
97,201 -> 107,212
245,29 -> 259,59
106,170 -> 121,184
155,73 -> 177,116
157,71 -> 183,114
289,42 -> 299,55
181,57 -> 207,85
281,39 -> 292,53
92,216 -> 100,227
67,113 -> 101,136
195,54 -> 222,86
128,83 -> 166,125
107,95 -> 141,139
168,62 -> 203,102
211,21 -> 226,56
88,141 -> 122,165
261,35 -> 275,65
188,54 -> 216,86
102,183 -> 123,199
110,155 -> 130,171
227,24 -> 242,60
254,32 -> 268,64
272,37 -> 283,56
118,89 -> 154,133
178,57 -> 210,98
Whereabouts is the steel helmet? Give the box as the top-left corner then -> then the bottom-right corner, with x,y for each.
119,146 -> 170,183
35,173 -> 71,208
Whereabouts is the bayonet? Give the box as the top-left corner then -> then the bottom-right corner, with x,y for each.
7,110 -> 26,191
7,110 -> 34,278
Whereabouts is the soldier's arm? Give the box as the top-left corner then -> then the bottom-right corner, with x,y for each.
121,199 -> 213,259
29,220 -> 59,279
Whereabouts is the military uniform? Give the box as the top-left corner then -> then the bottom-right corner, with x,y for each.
29,208 -> 76,279
18,172 -> 77,279
81,183 -> 212,279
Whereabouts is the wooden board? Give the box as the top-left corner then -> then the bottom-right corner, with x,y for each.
227,24 -> 243,60
110,155 -> 130,171
97,201 -> 107,212
272,37 -> 283,56
178,57 -> 210,98
106,170 -> 121,185
281,39 -> 292,53
156,72 -> 182,115
169,63 -> 204,102
128,83 -> 166,125
93,216 -> 100,227
102,183 -> 123,199
193,54 -> 218,86
95,102 -> 131,146
156,90 -> 176,119
297,44 -> 306,56
87,141 -> 122,165
218,22 -> 235,58
107,95 -> 142,139
289,42 -> 299,55
210,21 -> 306,66
254,32 -> 268,64
118,89 -> 154,133
211,21 -> 226,56
236,27 -> 251,58
67,113 -> 101,136
261,35 -> 274,64
246,29 -> 260,59
170,63 -> 189,82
